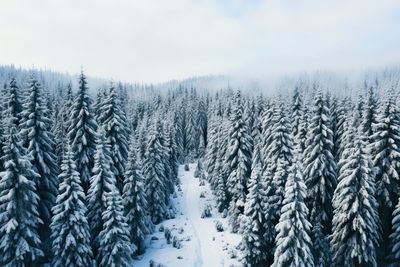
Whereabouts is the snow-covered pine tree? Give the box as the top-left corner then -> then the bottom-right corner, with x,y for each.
165,122 -> 179,184
50,146 -> 93,267
87,127 -> 116,257
186,100 -> 199,160
53,83 -> 73,162
123,135 -> 152,255
371,89 -> 400,259
0,127 -> 43,266
361,86 -> 378,144
225,90 -> 253,233
19,75 -> 58,260
242,163 -> 268,266
143,118 -> 169,224
291,86 -> 303,139
68,71 -> 98,193
3,77 -> 23,127
332,98 -> 348,161
389,198 -> 400,266
272,158 -> 314,267
261,101 -> 294,262
205,114 -> 220,177
98,85 -> 129,192
259,101 -> 274,168
296,104 -> 309,156
303,91 -> 337,265
97,189 -> 134,267
331,130 -> 380,267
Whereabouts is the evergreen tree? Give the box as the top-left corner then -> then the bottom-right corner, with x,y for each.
362,86 -> 378,144
0,127 -> 43,266
87,127 -> 116,257
331,132 -> 380,267
389,198 -> 400,266
272,159 -> 314,267
50,147 -> 93,267
303,91 -> 337,265
68,71 -> 98,193
371,90 -> 400,259
123,135 -> 152,255
262,101 -> 294,262
19,75 -> 58,258
225,90 -> 253,233
291,86 -> 303,138
143,119 -> 169,224
3,77 -> 23,127
99,85 -> 129,191
242,163 -> 268,266
97,190 -> 133,267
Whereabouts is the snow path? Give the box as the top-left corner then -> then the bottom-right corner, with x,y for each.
182,164 -> 224,267
133,164 -> 241,267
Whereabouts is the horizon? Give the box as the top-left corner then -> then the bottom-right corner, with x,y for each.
1,0 -> 400,84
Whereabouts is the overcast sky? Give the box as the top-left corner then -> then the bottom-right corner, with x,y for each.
0,0 -> 399,83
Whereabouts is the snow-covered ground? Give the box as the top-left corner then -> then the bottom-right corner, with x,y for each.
133,164 -> 242,267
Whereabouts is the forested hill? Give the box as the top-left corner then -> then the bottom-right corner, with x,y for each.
0,65 -> 400,266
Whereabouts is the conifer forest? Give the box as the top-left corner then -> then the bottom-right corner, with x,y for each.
0,66 -> 399,267
2,1 -> 400,266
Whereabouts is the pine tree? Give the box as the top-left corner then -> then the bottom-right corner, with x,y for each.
143,119 -> 169,224
262,101 -> 294,261
0,127 -> 43,266
68,71 -> 98,193
205,115 -> 221,176
225,90 -> 253,233
291,86 -> 303,138
389,198 -> 400,266
272,159 -> 314,267
303,91 -> 337,265
19,75 -> 58,259
50,147 -> 93,267
3,77 -> 23,127
97,190 -> 134,267
242,163 -> 268,266
53,83 -> 73,162
331,132 -> 380,267
87,127 -> 116,257
123,135 -> 152,255
371,90 -> 400,259
98,85 -> 129,191
361,86 -> 378,144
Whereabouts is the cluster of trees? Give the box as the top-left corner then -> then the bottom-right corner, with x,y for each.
1,66 -> 400,267
0,72 -> 179,266
204,85 -> 400,267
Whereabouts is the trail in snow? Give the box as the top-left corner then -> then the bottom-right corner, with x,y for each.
133,164 -> 241,267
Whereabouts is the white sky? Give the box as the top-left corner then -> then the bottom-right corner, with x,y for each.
0,0 -> 400,83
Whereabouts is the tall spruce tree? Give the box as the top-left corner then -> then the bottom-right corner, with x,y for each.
389,197 -> 400,266
98,85 -> 129,191
97,190 -> 133,267
331,131 -> 380,267
225,90 -> 253,233
19,75 -> 58,259
4,77 -> 23,127
242,163 -> 268,266
0,127 -> 43,266
262,101 -> 294,263
87,127 -> 116,257
123,135 -> 152,254
272,158 -> 314,267
50,146 -> 93,267
303,91 -> 337,266
68,71 -> 98,193
371,90 -> 400,259
143,118 -> 169,224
